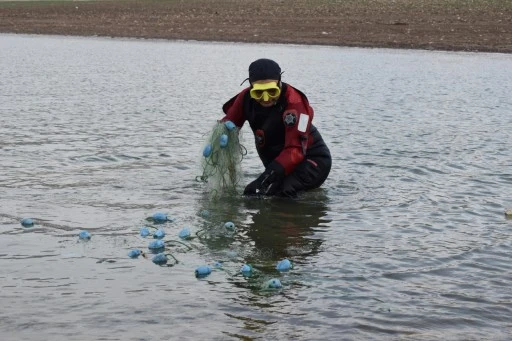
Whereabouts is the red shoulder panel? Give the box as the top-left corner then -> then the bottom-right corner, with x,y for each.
274,86 -> 314,175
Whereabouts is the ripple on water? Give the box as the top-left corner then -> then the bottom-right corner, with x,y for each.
1,35 -> 512,340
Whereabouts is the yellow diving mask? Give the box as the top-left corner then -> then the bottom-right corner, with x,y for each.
250,82 -> 281,101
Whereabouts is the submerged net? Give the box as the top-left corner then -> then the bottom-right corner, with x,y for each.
197,121 -> 247,197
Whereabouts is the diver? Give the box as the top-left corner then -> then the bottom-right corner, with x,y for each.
220,58 -> 332,198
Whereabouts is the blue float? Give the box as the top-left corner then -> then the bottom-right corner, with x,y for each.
178,227 -> 191,239
224,120 -> 236,131
276,259 -> 292,272
152,212 -> 168,223
128,249 -> 143,258
148,239 -> 165,251
195,265 -> 212,278
20,218 -> 34,228
153,229 -> 165,239
264,278 -> 282,289
240,264 -> 253,276
78,230 -> 91,241
139,226 -> 151,237
202,143 -> 213,158
224,221 -> 235,231
219,134 -> 228,148
152,253 -> 168,265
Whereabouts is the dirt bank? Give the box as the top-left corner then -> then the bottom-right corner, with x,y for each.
1,0 -> 511,53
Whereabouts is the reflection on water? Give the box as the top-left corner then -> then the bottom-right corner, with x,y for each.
1,34 -> 512,340
196,191 -> 330,289
243,192 -> 329,260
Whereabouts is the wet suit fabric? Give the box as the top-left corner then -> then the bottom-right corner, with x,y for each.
222,83 -> 331,197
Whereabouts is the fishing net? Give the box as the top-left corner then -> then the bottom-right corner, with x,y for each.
197,121 -> 247,197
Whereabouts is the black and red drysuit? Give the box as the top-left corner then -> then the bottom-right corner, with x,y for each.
221,83 -> 331,197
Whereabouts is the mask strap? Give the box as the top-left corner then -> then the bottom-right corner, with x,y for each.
241,71 -> 284,86
240,78 -> 249,86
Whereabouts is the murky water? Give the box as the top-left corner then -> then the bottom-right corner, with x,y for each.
1,34 -> 511,340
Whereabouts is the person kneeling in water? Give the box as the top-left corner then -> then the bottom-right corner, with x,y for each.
220,58 -> 331,198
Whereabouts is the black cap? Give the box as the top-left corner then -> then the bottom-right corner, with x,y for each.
248,59 -> 281,83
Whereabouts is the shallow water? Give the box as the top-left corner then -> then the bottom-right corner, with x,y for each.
1,34 -> 511,340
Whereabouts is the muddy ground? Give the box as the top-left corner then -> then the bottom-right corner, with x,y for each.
0,0 -> 511,53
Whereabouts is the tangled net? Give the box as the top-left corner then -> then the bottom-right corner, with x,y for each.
196,121 -> 247,197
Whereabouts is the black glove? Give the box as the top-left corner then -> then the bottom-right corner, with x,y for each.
243,162 -> 285,196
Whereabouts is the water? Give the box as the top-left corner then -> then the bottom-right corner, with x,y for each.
1,34 -> 511,340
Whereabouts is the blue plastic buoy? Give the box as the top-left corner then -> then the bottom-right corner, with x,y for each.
240,264 -> 253,276
152,212 -> 168,223
224,221 -> 235,231
152,253 -> 168,265
224,120 -> 236,131
178,227 -> 191,239
202,144 -> 213,158
276,259 -> 292,272
78,230 -> 91,241
20,218 -> 34,228
140,226 -> 151,237
264,278 -> 282,289
148,239 -> 165,251
195,265 -> 212,278
153,229 -> 165,239
199,209 -> 209,218
219,134 -> 228,148
128,249 -> 142,258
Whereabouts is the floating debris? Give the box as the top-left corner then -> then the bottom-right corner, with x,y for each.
505,208 -> 512,219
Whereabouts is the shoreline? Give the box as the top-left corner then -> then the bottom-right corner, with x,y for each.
4,32 -> 511,57
1,0 -> 511,53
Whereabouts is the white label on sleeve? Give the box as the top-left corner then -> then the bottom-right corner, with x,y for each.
298,113 -> 309,133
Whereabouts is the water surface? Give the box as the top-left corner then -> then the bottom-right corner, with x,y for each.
1,34 -> 512,340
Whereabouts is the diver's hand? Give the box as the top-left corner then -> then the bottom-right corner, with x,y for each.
243,171 -> 278,196
243,178 -> 261,196
243,162 -> 285,196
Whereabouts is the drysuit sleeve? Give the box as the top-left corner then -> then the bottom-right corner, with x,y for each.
220,88 -> 250,128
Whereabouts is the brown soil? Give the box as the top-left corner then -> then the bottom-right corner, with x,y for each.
1,0 -> 511,53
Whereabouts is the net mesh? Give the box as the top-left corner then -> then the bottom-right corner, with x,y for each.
197,121 -> 247,197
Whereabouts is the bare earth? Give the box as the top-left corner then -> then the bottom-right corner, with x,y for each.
1,0 -> 511,53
